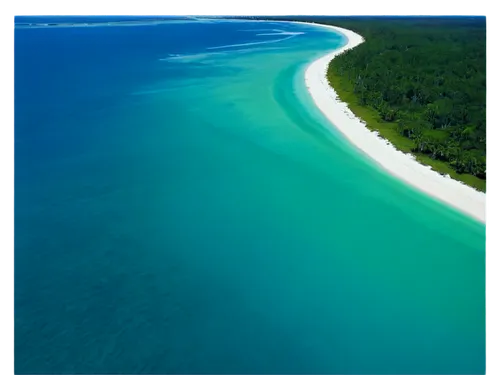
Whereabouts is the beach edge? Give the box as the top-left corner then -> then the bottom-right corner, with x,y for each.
297,22 -> 486,223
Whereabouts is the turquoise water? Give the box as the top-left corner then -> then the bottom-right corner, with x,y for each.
15,18 -> 485,374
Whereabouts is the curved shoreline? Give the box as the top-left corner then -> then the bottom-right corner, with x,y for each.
299,22 -> 485,223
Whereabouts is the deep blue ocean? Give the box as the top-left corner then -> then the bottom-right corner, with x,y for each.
15,17 -> 485,374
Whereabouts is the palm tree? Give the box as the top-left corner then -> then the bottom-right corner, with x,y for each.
412,134 -> 426,152
429,142 -> 438,159
436,144 -> 447,160
410,126 -> 423,141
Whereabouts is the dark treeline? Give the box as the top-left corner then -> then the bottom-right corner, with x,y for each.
330,17 -> 486,179
256,16 -> 487,186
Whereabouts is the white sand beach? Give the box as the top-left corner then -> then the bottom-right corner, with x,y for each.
301,22 -> 486,223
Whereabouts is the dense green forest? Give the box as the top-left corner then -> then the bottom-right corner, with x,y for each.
257,16 -> 487,191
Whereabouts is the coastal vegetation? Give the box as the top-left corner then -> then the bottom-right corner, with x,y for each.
260,16 -> 487,191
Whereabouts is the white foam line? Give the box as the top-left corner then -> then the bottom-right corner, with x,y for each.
206,34 -> 298,50
295,21 -> 485,223
239,29 -> 280,32
256,31 -> 305,36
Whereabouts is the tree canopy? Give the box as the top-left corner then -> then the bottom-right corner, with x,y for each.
259,16 -> 487,190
